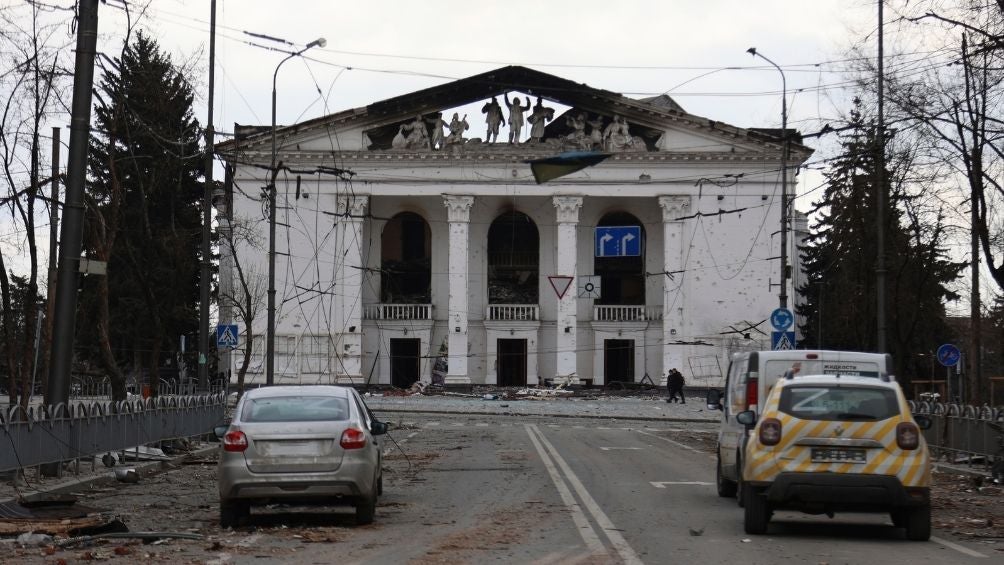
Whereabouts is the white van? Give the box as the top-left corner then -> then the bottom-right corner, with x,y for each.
706,350 -> 893,500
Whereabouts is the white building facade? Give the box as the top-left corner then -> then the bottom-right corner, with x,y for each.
218,66 -> 811,388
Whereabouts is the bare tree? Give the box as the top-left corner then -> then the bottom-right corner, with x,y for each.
218,214 -> 265,394
0,4 -> 70,406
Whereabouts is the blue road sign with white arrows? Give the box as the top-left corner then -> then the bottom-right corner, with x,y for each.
595,226 -> 641,257
936,343 -> 960,367
216,324 -> 239,349
771,308 -> 793,331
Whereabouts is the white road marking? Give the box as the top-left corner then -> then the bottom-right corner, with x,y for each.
476,422 -> 490,427
930,536 -> 987,558
524,425 -> 607,559
650,481 -> 713,488
425,421 -> 441,426
528,424 -> 644,565
635,428 -> 707,455
598,447 -> 643,451
407,432 -> 418,438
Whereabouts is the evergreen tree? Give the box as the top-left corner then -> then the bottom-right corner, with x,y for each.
78,32 -> 204,398
797,104 -> 962,388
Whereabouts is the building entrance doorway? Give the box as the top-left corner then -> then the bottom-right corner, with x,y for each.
497,339 -> 527,387
604,339 -> 635,383
390,338 -> 421,388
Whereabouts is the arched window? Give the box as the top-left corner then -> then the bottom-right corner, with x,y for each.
487,211 -> 539,304
381,212 -> 431,303
595,211 -> 645,305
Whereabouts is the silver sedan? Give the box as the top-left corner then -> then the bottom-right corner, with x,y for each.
214,385 -> 387,527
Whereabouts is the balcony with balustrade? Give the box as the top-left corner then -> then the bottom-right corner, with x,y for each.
363,303 -> 433,320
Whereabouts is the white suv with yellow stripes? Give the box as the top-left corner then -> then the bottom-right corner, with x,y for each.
735,372 -> 933,540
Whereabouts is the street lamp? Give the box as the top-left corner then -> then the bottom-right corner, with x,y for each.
746,47 -> 789,310
267,37 -> 326,386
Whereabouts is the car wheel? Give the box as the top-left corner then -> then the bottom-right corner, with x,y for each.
743,486 -> 771,535
355,490 -> 377,526
890,510 -> 907,528
219,500 -> 248,528
716,454 -> 737,498
904,504 -> 931,541
736,452 -> 745,507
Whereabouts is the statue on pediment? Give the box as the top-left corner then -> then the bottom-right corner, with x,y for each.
603,114 -> 644,152
445,113 -> 469,145
399,114 -> 431,150
482,97 -> 506,143
527,97 -> 554,143
504,92 -> 531,144
427,113 -> 448,150
564,112 -> 590,150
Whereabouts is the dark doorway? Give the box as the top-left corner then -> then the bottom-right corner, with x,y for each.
390,338 -> 421,388
604,339 -> 635,383
497,339 -> 528,386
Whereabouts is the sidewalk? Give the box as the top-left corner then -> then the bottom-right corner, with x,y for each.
363,392 -> 719,423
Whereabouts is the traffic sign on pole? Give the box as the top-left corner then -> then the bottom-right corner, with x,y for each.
216,324 -> 239,349
772,331 -> 795,350
936,343 -> 960,367
770,308 -> 793,331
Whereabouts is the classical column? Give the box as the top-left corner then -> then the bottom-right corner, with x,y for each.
553,196 -> 582,382
336,195 -> 368,382
659,196 -> 690,383
444,195 -> 474,386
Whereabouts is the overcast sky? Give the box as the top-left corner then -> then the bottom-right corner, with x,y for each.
93,0 -> 878,201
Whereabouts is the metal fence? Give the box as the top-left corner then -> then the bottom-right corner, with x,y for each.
1,394 -> 227,473
69,376 -> 229,399
909,401 -> 1004,473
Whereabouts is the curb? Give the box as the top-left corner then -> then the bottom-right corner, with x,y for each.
1,444 -> 219,506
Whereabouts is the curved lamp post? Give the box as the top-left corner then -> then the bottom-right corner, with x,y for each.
267,37 -> 326,386
746,47 -> 789,310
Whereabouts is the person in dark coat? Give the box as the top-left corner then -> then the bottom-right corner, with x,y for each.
666,368 -> 686,403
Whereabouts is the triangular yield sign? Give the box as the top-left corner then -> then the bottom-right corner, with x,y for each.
548,276 -> 574,300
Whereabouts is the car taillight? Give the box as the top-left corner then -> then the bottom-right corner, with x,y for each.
897,422 -> 920,450
340,428 -> 367,450
759,418 -> 782,446
744,378 -> 759,410
222,430 -> 248,452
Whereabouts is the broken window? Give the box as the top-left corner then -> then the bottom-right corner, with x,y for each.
595,212 -> 645,305
487,211 -> 539,304
381,212 -> 431,303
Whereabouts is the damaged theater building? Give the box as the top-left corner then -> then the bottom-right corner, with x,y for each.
216,66 -> 811,389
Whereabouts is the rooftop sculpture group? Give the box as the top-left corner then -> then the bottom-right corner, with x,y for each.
387,93 -> 645,152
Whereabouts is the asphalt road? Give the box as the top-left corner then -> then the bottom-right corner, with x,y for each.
7,411 -> 997,564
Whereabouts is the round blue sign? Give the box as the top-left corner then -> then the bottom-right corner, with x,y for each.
936,343 -> 960,367
770,308 -> 793,331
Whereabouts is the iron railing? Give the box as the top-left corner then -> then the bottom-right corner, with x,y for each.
910,401 -> 1004,473
1,394 -> 227,473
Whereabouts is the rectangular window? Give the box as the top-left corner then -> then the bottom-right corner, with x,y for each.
242,396 -> 349,422
779,386 -> 898,421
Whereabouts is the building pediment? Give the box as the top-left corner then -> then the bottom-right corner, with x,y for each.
222,66 -> 811,161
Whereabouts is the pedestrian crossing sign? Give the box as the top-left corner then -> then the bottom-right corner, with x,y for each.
771,331 -> 795,351
216,324 -> 239,349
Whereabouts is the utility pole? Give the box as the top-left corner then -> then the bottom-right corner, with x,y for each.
46,0 -> 99,407
199,0 -> 217,392
43,126 -> 60,399
746,47 -> 788,309
875,0 -> 888,354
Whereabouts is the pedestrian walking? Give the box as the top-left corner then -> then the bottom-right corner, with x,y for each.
666,368 -> 686,403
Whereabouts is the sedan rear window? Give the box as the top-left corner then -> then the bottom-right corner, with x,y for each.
779,386 -> 899,421
241,396 -> 349,422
